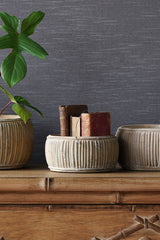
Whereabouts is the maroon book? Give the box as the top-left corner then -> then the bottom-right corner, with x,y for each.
59,105 -> 88,136
81,112 -> 111,137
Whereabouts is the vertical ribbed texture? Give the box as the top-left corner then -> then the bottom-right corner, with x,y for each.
116,125 -> 160,170
0,118 -> 34,169
45,136 -> 119,172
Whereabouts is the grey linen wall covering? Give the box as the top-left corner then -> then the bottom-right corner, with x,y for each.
0,0 -> 159,164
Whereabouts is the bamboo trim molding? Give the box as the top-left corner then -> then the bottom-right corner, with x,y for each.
0,170 -> 160,204
50,177 -> 160,192
0,177 -> 160,193
0,178 -> 46,192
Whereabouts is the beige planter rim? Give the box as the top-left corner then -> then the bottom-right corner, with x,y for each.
117,124 -> 160,131
47,135 -> 116,140
0,115 -> 23,122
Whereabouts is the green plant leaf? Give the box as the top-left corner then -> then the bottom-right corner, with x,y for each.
0,12 -> 20,33
21,11 -> 45,36
1,50 -> 27,87
0,85 -> 16,102
0,11 -> 47,121
0,33 -> 17,49
0,11 -> 48,88
19,34 -> 48,59
12,103 -> 31,123
14,95 -> 44,118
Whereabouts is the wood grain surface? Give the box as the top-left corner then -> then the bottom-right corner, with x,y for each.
0,205 -> 159,240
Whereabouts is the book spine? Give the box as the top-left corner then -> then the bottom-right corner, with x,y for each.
81,112 -> 111,136
59,106 -> 69,136
107,113 -> 111,135
81,114 -> 91,136
70,116 -> 81,137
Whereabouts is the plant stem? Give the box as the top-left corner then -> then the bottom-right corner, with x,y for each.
0,101 -> 12,115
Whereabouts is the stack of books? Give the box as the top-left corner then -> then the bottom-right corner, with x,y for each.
59,105 -> 111,137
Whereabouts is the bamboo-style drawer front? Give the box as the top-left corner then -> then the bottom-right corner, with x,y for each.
0,168 -> 160,240
0,205 -> 160,240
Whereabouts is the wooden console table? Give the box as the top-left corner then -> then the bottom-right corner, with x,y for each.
0,166 -> 160,240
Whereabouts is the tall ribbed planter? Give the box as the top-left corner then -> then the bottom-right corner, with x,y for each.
116,125 -> 160,170
45,135 -> 119,172
0,115 -> 34,169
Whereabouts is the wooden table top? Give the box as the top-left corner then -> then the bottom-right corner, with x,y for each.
0,164 -> 160,178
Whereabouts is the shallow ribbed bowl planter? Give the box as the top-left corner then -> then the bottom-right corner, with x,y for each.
45,135 -> 119,172
116,125 -> 160,170
0,115 -> 34,169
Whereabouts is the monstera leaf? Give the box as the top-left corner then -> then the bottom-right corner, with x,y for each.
0,11 -> 48,87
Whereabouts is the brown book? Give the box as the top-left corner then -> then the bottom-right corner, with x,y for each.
81,112 -> 111,137
70,116 -> 81,137
59,105 -> 88,136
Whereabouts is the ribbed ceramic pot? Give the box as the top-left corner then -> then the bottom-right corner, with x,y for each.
0,115 -> 34,169
45,135 -> 119,172
116,125 -> 160,170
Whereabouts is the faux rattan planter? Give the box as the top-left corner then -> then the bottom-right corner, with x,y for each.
0,115 -> 34,169
45,135 -> 119,172
116,124 -> 160,170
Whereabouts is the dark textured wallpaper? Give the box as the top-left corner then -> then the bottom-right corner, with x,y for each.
0,0 -> 159,164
